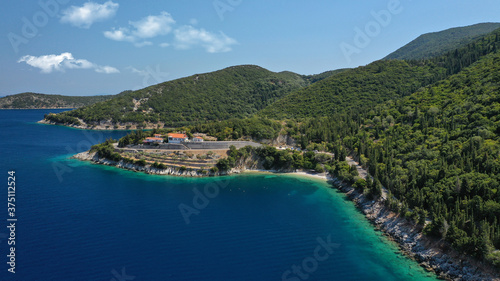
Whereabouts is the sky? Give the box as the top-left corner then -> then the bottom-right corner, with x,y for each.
1,0 -> 499,96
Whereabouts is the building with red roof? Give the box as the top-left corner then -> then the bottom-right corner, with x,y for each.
143,137 -> 164,144
168,133 -> 189,143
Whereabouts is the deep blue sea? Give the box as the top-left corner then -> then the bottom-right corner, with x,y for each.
0,110 -> 439,281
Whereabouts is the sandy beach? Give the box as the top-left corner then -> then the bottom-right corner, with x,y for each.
240,169 -> 332,183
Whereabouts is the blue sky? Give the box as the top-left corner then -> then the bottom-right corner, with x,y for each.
1,0 -> 499,96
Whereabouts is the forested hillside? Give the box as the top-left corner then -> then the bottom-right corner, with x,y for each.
0,92 -> 116,109
347,50 -> 500,263
259,60 -> 446,119
50,65 -> 310,127
384,22 -> 500,60
261,27 -> 500,120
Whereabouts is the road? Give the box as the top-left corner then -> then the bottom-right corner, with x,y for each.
346,156 -> 388,200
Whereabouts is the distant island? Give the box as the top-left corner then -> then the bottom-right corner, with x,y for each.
40,23 -> 500,280
0,92 -> 123,109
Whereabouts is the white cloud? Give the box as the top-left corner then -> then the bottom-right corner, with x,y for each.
104,12 -> 175,45
104,12 -> 237,53
103,28 -> 134,42
18,52 -> 72,73
63,58 -> 95,69
61,1 -> 119,29
174,25 -> 237,53
18,52 -> 119,74
130,12 -> 175,38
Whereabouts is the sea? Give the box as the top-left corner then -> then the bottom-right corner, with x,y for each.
0,109 -> 439,280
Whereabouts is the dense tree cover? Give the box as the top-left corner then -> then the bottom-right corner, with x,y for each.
44,113 -> 82,126
259,60 -> 447,119
0,92 -> 115,109
358,51 -> 500,262
117,129 -> 151,147
301,68 -> 349,83
424,27 -> 500,77
385,23 -> 500,60
216,145 -> 326,172
54,65 -> 310,127
90,139 -> 122,162
192,117 -> 282,140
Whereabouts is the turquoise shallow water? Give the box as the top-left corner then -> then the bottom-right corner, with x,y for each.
0,110 -> 438,280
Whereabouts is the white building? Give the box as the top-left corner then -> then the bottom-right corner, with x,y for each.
143,137 -> 164,144
168,133 -> 189,143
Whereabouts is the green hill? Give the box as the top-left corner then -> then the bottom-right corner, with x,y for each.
384,22 -> 500,60
46,65 -> 313,127
0,92 -> 117,109
260,27 -> 500,120
302,68 -> 350,83
350,49 -> 500,265
259,60 -> 446,119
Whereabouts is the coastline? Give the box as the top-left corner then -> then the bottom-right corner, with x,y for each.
72,150 -> 499,280
240,169 -> 332,182
39,119 -> 165,131
331,178 -> 500,281
72,151 -> 333,180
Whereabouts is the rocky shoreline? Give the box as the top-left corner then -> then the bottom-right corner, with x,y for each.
71,150 -> 295,177
72,151 -> 499,280
72,151 -> 233,177
331,177 -> 500,281
39,119 -> 166,131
